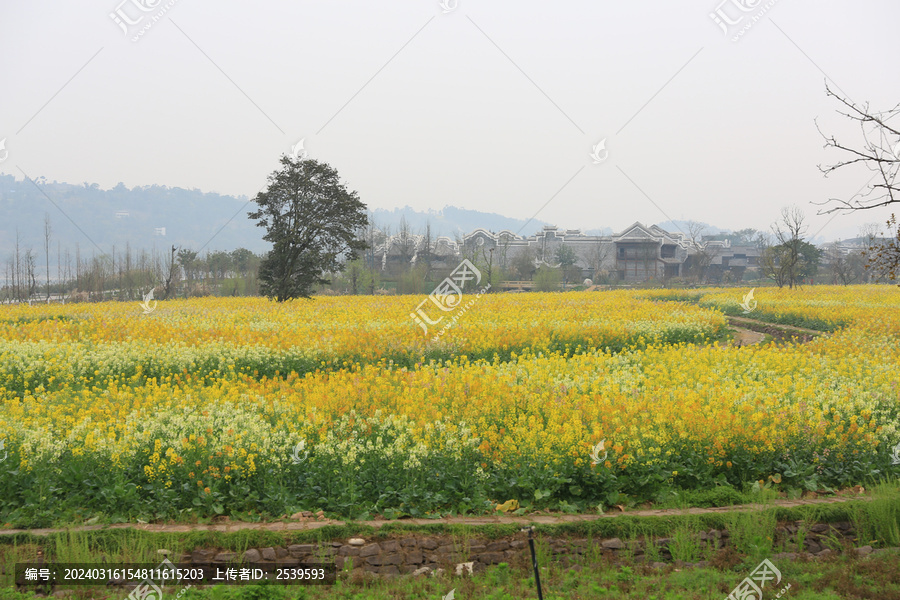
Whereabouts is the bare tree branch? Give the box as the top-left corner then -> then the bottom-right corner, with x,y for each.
818,82 -> 900,212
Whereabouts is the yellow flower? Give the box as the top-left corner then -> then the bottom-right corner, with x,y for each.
1,287 -> 896,517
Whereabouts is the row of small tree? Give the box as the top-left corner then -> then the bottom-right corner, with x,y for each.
0,225 -> 265,303
3,202 -> 897,303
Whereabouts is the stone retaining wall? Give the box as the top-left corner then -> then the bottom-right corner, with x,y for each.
170,520 -> 878,578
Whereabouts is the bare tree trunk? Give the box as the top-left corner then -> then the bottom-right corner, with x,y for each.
75,244 -> 81,294
14,230 -> 21,302
57,240 -> 62,301
25,249 -> 37,300
64,247 -> 72,297
164,245 -> 178,299
44,214 -> 52,301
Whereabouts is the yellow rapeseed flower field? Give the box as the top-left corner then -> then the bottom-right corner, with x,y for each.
0,286 -> 897,524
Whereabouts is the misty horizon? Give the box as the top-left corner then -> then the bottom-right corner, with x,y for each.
2,1 -> 899,254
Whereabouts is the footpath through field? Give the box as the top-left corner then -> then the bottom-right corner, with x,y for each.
729,324 -> 766,346
0,495 -> 864,537
726,315 -> 826,337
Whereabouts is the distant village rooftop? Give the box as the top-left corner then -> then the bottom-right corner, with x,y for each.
374,222 -> 760,283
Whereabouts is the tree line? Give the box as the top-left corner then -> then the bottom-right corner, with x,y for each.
4,84 -> 899,302
1,223 -> 264,303
2,207 -> 897,304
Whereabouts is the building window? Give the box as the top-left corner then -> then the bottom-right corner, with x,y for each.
660,245 -> 675,258
618,247 -> 625,258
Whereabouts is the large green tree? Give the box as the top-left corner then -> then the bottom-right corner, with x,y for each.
249,157 -> 368,301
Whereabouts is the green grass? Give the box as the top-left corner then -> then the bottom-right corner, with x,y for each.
3,484 -> 899,598
654,486 -> 748,509
2,549 -> 898,599
0,485 -> 896,558
669,522 -> 703,564
850,479 -> 900,548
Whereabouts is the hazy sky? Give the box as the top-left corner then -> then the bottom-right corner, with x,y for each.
2,1 -> 899,243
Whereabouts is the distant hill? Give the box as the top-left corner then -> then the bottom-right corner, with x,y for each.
653,220 -> 727,237
0,175 -> 263,256
369,206 -> 554,239
584,227 -> 615,236
1,176 -> 735,261
369,207 -> 620,238
0,177 -> 564,256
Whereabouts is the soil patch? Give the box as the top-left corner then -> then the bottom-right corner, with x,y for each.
727,315 -> 823,343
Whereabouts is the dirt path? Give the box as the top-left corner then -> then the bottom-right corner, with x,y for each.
730,325 -> 766,347
0,496 -> 866,537
727,315 -> 825,337
649,298 -> 826,344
